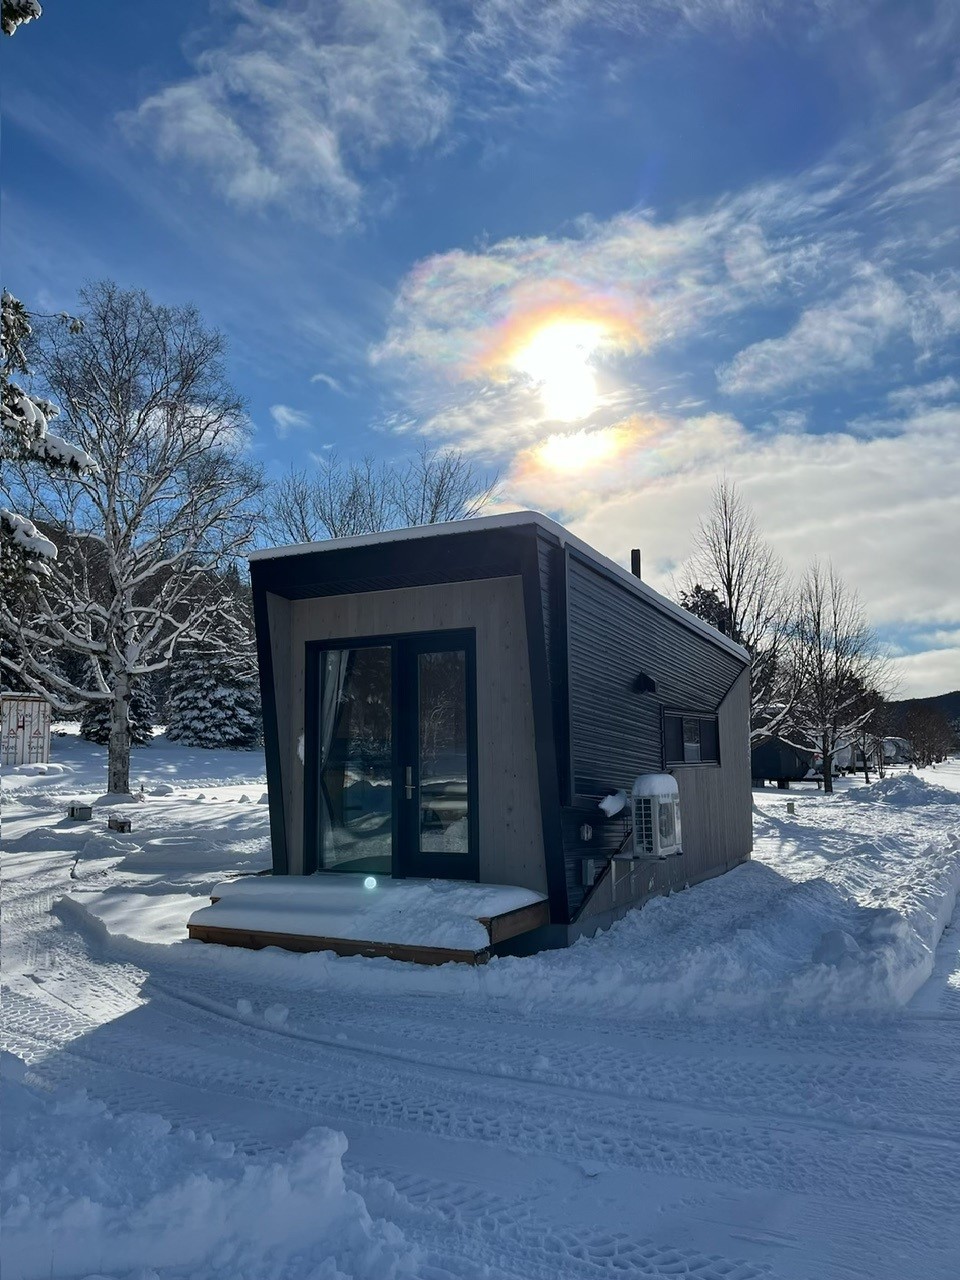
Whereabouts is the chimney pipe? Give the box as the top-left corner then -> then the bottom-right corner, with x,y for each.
630,548 -> 642,580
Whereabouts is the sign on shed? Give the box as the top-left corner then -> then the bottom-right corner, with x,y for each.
1,695 -> 52,767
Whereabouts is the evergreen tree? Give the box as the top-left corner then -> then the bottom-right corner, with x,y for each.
2,1 -> 42,37
166,648 -> 262,750
80,684 -> 156,747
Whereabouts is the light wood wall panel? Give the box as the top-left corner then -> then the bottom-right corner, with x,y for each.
281,576 -> 546,892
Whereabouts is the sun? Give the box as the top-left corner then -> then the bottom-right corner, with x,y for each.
511,318 -> 608,421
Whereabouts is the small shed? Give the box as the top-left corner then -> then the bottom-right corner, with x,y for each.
196,512 -> 752,958
1,694 -> 52,767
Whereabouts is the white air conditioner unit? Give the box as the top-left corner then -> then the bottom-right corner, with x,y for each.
631,773 -> 683,859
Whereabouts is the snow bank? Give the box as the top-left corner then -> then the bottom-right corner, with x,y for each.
64,888 -> 207,945
849,774 -> 960,807
0,1053 -> 418,1280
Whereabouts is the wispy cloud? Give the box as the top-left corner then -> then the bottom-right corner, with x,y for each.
716,270 -> 909,395
310,371 -> 346,394
128,0 -> 451,226
377,82 -> 959,431
270,403 -> 312,437
127,0 -> 883,225
887,376 -> 959,413
465,0 -> 827,93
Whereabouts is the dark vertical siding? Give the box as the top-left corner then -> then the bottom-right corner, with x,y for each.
562,553 -> 748,918
566,553 -> 742,795
536,533 -> 571,803
574,666 -> 753,924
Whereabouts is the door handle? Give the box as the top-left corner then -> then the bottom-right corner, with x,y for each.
405,766 -> 414,800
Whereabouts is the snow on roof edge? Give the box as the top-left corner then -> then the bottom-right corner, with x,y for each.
248,510 -> 749,662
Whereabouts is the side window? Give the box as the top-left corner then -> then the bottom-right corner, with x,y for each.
664,713 -> 719,765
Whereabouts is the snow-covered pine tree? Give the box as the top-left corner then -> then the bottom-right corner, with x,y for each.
80,683 -> 156,747
1,291 -> 95,592
2,1 -> 42,37
165,648 -> 262,750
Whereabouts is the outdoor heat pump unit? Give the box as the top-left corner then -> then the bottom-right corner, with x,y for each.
631,773 -> 683,859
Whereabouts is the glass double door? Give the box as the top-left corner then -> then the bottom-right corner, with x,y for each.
309,631 -> 477,880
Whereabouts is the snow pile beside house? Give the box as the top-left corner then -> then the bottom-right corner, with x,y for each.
1,1053 -> 419,1280
848,773 -> 960,807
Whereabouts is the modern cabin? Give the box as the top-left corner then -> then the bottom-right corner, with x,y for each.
196,513 -> 752,959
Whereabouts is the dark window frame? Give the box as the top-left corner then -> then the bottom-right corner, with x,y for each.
303,628 -> 479,881
663,709 -> 720,767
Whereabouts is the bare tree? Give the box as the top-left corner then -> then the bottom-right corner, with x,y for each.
266,453 -> 393,545
849,685 -> 889,783
679,479 -> 798,743
783,561 -> 888,793
0,282 -> 264,795
264,442 -> 496,546
393,442 -> 497,526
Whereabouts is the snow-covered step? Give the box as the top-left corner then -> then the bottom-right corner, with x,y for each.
187,874 -> 549,964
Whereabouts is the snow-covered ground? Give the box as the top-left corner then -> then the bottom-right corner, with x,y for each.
3,730 -> 960,1279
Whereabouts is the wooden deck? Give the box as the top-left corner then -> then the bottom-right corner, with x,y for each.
188,892 -> 550,965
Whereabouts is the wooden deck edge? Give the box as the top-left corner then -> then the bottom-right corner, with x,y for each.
188,922 -> 490,966
479,898 -> 551,945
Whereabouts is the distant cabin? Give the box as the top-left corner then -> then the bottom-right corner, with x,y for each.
243,512 -> 753,954
751,738 -> 814,787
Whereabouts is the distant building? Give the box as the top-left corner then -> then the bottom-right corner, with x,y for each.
0,694 -> 51,767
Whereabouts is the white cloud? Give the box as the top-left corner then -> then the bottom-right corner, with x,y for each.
889,646 -> 960,699
558,404 -> 960,640
466,0 -> 829,93
270,404 -> 312,436
717,271 -> 911,396
887,376 -> 959,413
129,0 -> 451,224
310,372 -> 346,394
370,87 -> 959,674
128,0 -> 893,224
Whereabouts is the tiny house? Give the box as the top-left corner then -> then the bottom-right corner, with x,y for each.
214,513 -> 752,957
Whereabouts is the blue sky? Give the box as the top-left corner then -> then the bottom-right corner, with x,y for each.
4,0 -> 959,696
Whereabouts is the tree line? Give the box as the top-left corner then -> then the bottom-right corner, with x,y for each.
1,281 -> 495,794
676,480 -> 955,789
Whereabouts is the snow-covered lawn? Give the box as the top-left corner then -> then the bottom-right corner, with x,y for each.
3,731 -> 959,1280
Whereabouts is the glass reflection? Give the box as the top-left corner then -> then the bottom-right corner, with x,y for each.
318,646 -> 392,874
418,650 -> 469,854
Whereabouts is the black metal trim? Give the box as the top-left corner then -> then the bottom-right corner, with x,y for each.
250,579 -> 288,875
398,629 -> 480,882
520,532 -> 570,925
560,545 -> 576,807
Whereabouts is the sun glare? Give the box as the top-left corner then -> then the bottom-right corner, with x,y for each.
511,319 -> 608,421
535,426 -> 628,472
